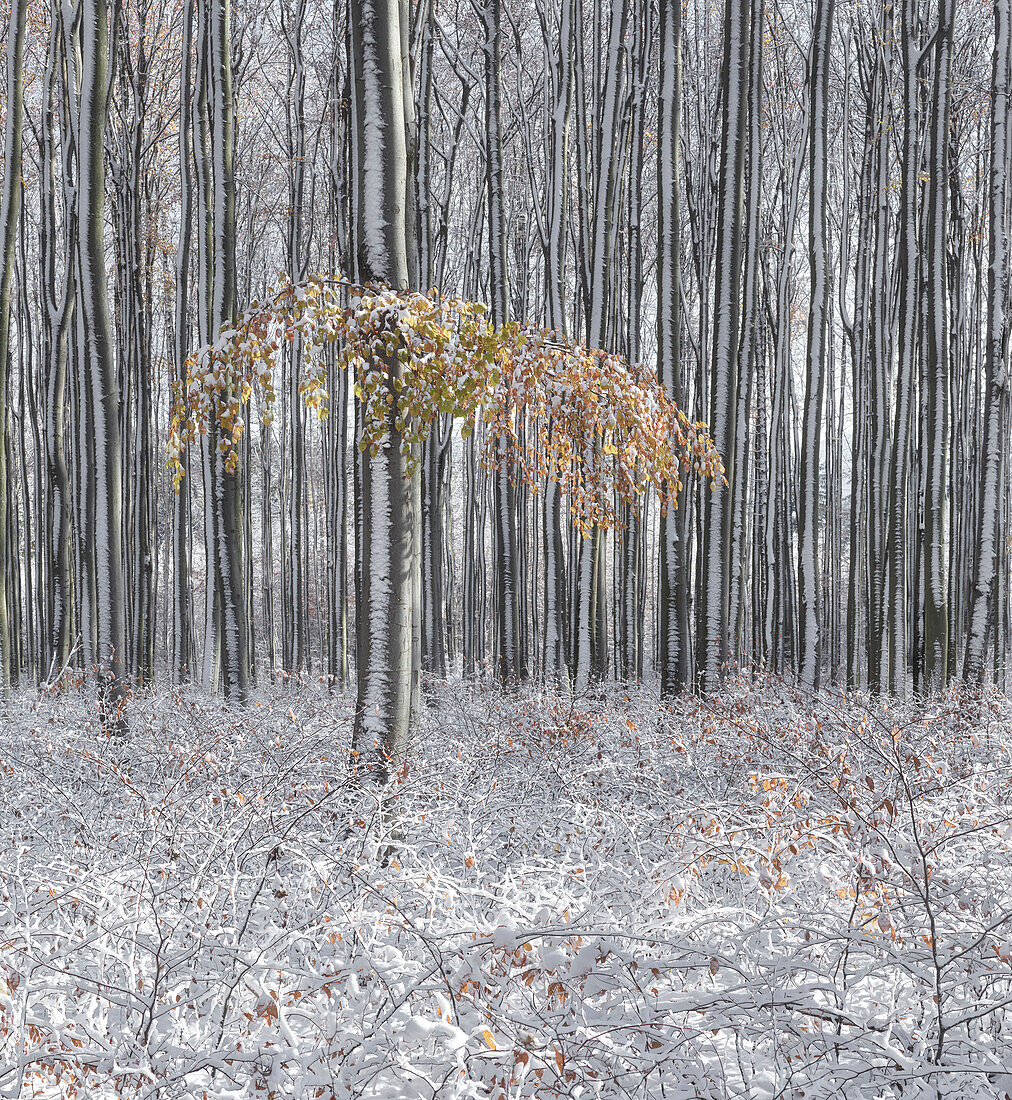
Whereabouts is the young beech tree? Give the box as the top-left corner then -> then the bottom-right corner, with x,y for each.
169,277 -> 722,755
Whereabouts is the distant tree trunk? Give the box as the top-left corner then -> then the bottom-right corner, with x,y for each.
797,0 -> 835,688
866,18 -> 893,693
75,0 -> 127,723
200,0 -> 248,703
193,1 -> 217,691
574,0 -> 628,693
843,31 -> 870,691
415,1 -> 450,680
282,0 -> 309,674
0,0 -> 27,697
728,0 -> 764,669
420,420 -> 450,677
40,23 -> 75,676
325,40 -> 350,690
965,0 -> 1011,682
480,0 -> 524,685
111,1 -> 155,685
696,0 -> 749,688
616,11 -> 649,682
922,0 -> 954,690
173,0 -> 194,683
536,0 -> 572,690
885,0 -> 920,697
657,0 -> 690,696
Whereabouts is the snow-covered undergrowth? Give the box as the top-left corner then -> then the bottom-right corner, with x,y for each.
2,677 -> 1012,1099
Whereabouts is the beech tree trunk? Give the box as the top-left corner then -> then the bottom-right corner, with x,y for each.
965,0 -> 1011,682
797,0 -> 835,688
696,0 -> 749,688
350,0 -> 416,769
0,0 -> 27,697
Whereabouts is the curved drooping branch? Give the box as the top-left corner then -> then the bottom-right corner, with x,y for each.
168,274 -> 724,532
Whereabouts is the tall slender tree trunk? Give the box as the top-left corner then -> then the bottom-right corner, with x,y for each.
657,0 -> 691,695
39,20 -> 75,678
481,0 -> 524,685
922,0 -> 954,690
415,1 -> 450,680
75,0 -> 127,723
696,0 -> 749,688
843,37 -> 871,691
728,0 -> 764,669
574,0 -> 627,693
965,0 -> 1011,682
0,0 -> 27,698
885,0 -> 920,697
797,0 -> 835,688
173,0 -> 195,682
616,11 -> 649,682
283,0 -> 309,674
867,26 -> 892,693
197,0 -> 248,703
538,0 -> 573,690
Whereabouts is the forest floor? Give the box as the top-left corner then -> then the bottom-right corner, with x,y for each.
1,676 -> 1011,1099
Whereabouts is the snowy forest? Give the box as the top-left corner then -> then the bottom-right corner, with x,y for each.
4,0 -> 1012,1096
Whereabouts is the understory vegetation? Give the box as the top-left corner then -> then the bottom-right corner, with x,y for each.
2,679 -> 1011,1099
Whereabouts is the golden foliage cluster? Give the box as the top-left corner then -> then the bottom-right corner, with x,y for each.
168,274 -> 723,532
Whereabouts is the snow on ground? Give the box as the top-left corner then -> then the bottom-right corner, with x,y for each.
1,676 -> 1012,1099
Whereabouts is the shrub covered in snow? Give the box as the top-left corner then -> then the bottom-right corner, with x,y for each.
1,676 -> 1012,1098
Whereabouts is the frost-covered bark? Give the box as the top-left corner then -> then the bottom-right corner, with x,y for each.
866,21 -> 893,694
615,13 -> 650,683
540,0 -> 572,344
481,0 -> 524,685
657,0 -> 690,696
728,0 -> 764,672
537,0 -> 573,690
965,0 -> 1011,683
573,0 -> 627,694
349,0 -> 415,768
420,420 -> 450,678
197,0 -> 248,704
415,3 -> 449,681
172,0 -> 195,684
462,429 -> 487,680
40,36 -> 76,674
797,0 -> 835,689
884,0 -> 921,699
696,0 -> 750,689
842,37 -> 870,691
74,0 -> 128,722
921,0 -> 954,692
282,0 -> 309,675
110,3 -> 156,685
0,0 -> 27,697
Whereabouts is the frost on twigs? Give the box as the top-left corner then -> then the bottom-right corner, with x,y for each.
167,273 -> 723,532
2,677 -> 1011,1098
